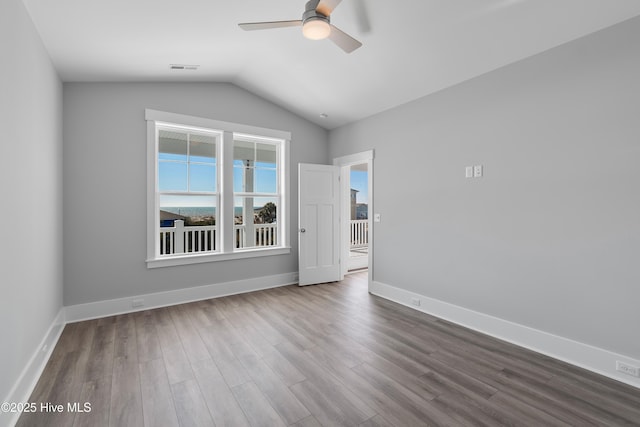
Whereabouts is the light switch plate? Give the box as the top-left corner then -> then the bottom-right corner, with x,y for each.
374,213 -> 381,223
465,166 -> 473,178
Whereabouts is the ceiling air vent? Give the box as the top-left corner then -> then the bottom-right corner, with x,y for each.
169,64 -> 199,71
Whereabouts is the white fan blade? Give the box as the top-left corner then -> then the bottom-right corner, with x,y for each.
316,0 -> 342,16
328,25 -> 362,53
239,20 -> 302,31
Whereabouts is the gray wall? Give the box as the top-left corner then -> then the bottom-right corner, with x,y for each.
63,83 -> 328,306
329,17 -> 640,360
0,0 -> 63,402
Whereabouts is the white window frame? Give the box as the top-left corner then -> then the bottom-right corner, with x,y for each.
146,109 -> 291,268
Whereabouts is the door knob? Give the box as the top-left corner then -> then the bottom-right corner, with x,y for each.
300,228 -> 306,233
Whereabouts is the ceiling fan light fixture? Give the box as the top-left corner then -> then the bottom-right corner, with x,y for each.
302,18 -> 331,40
239,0 -> 362,53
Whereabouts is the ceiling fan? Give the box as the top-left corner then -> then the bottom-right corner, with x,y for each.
238,0 -> 362,53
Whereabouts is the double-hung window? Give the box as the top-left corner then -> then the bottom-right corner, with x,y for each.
157,126 -> 220,256
146,109 -> 290,268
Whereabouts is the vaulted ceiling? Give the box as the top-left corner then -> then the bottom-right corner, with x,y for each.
21,0 -> 640,129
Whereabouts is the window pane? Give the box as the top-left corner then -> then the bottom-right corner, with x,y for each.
189,164 -> 216,192
234,140 -> 278,195
256,143 -> 276,167
235,197 -> 279,224
233,197 -> 278,249
234,140 -> 255,163
190,134 -> 216,164
233,166 -> 245,192
255,168 -> 277,193
159,195 -> 216,226
159,130 -> 187,161
159,162 -> 188,191
159,195 -> 217,255
253,197 -> 278,224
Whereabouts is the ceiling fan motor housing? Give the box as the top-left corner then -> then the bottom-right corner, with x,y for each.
303,0 -> 330,25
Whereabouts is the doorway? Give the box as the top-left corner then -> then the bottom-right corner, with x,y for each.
347,163 -> 369,272
333,150 -> 374,281
297,151 -> 373,287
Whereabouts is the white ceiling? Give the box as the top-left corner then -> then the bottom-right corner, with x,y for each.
21,0 -> 640,129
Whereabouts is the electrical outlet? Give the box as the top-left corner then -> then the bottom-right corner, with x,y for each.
411,298 -> 421,307
616,361 -> 640,377
473,165 -> 483,178
132,299 -> 145,308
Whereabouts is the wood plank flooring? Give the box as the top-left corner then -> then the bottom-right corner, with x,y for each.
17,272 -> 640,426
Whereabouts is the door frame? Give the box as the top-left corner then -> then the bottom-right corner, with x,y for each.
333,150 -> 374,283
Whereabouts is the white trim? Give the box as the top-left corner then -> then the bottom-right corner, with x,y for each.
146,246 -> 291,268
2,309 -> 65,427
339,164 -> 350,279
220,130 -> 234,253
333,149 -> 374,167
146,120 -> 157,262
145,109 -> 292,140
282,139 -> 291,254
370,280 -> 640,389
366,159 -> 374,283
347,254 -> 369,271
65,272 -> 298,323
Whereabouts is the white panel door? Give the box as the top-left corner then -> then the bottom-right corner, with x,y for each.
298,163 -> 341,286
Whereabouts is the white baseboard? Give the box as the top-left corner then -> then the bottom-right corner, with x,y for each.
65,272 -> 299,323
369,280 -> 640,389
2,308 -> 65,427
348,255 -> 369,271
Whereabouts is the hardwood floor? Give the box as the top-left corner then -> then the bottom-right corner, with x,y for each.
17,272 -> 640,426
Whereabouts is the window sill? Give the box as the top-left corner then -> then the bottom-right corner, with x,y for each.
146,246 -> 291,269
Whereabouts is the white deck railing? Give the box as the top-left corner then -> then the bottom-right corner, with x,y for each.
235,224 -> 278,248
350,219 -> 368,248
161,220 -> 363,254
160,221 -> 216,255
159,220 -> 278,255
